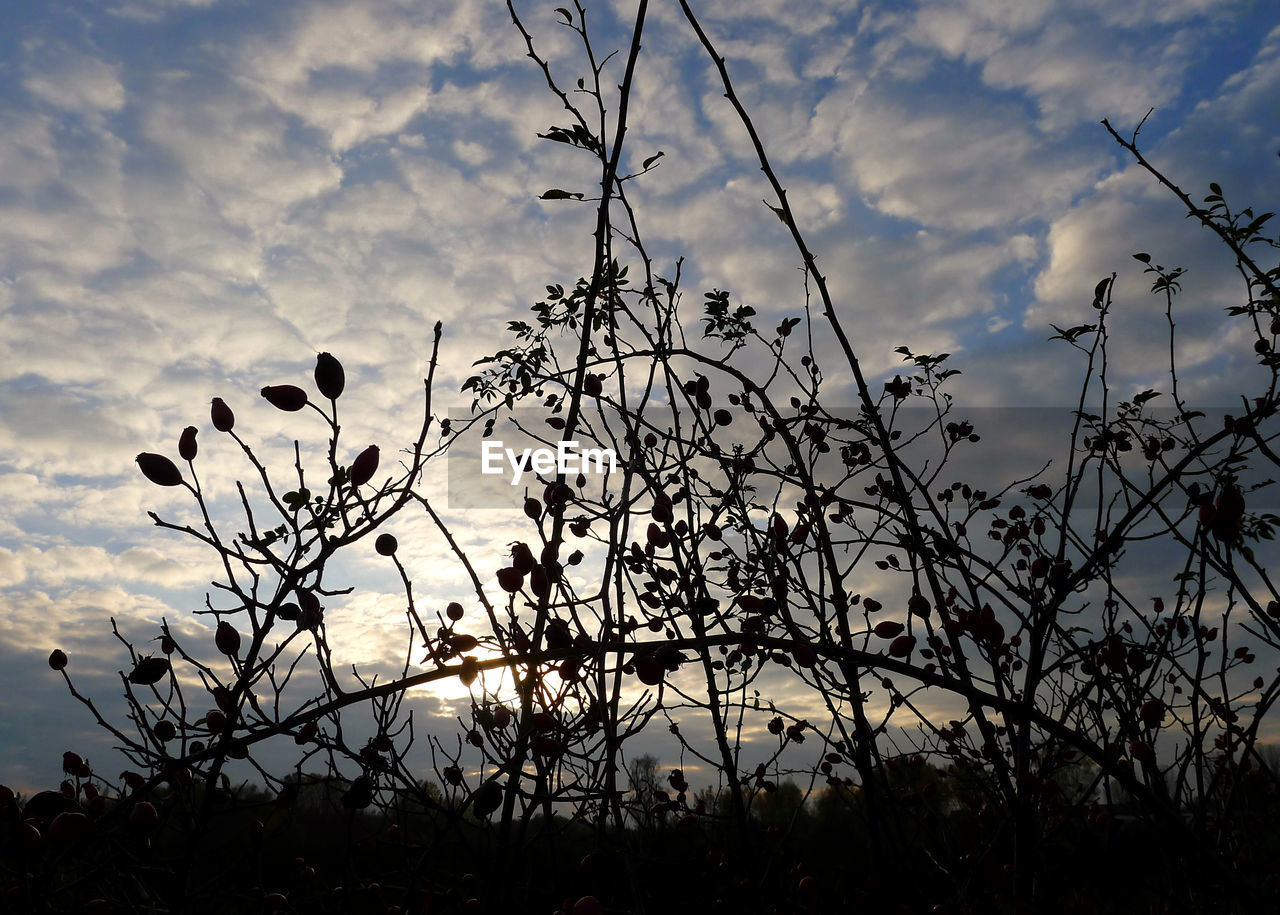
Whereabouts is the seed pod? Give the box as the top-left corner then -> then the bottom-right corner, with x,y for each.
136,453 -> 183,487
873,620 -> 905,639
471,780 -> 503,818
635,652 -> 664,686
211,397 -> 235,432
49,811 -> 91,843
178,426 -> 198,461
888,634 -> 917,658
128,656 -> 171,686
1140,698 -> 1166,728
341,775 -> 373,810
544,619 -> 572,650
511,542 -> 536,574
215,621 -> 241,656
792,642 -> 817,668
212,686 -> 233,713
375,533 -> 398,556
296,590 -> 323,629
583,373 -> 602,397
298,603 -> 323,631
48,649 -> 68,671
297,589 -> 320,614
449,633 -> 480,652
1213,485 -> 1246,541
314,352 -> 345,400
349,445 -> 380,487
130,800 -> 160,832
260,384 -> 308,412
496,567 -> 524,593
529,564 -> 550,597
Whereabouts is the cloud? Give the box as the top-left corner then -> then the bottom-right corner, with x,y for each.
0,585 -> 177,666
1027,21 -> 1280,405
0,107 -> 133,282
978,22 -> 1188,129
141,74 -> 344,232
0,542 -> 212,591
104,0 -> 222,22
236,0 -> 520,153
815,75 -> 1106,231
906,0 -> 1233,130
0,111 -> 61,189
21,41 -> 126,115
1,0 -> 1279,796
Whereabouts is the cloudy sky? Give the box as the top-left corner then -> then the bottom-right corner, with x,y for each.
2,0 -> 1279,793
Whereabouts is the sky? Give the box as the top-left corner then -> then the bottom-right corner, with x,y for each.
2,0 -> 1279,794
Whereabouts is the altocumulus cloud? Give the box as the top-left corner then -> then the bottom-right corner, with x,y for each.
1,0 -> 1279,787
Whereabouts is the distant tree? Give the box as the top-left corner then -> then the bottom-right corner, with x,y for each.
624,753 -> 661,832
749,778 -> 807,830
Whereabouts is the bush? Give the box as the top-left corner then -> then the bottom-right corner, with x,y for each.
13,3 -> 1280,913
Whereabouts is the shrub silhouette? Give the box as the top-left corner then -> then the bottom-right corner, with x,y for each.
9,3 -> 1280,913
